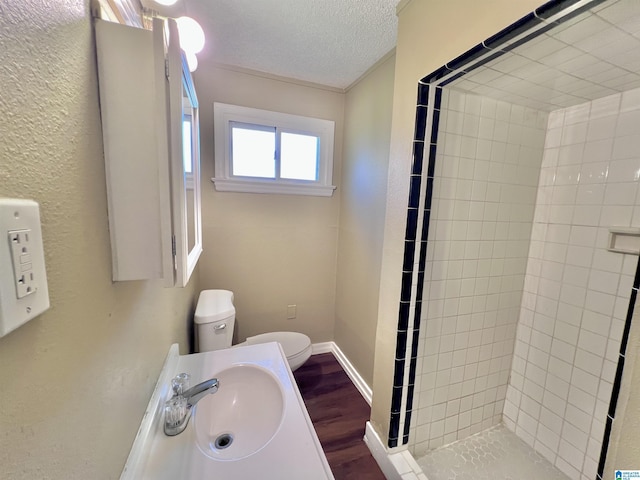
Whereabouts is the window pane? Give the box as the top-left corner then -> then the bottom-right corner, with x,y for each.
231,125 -> 276,178
280,132 -> 319,181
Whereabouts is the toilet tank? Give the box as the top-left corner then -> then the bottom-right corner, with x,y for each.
194,290 -> 235,352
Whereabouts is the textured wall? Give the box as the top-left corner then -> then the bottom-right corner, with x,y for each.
0,1 -> 198,478
196,64 -> 344,344
334,54 -> 395,388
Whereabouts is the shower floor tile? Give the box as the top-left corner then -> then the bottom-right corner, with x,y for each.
415,424 -> 570,480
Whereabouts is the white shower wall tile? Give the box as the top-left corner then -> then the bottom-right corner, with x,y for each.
410,91 -> 547,457
505,87 -> 640,479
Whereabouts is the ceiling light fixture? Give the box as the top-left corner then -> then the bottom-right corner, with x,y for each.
176,16 -> 205,54
185,51 -> 198,73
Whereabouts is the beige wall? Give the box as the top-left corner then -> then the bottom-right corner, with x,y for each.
0,1 -> 198,479
334,54 -> 395,388
195,64 -> 344,343
370,0 -> 543,444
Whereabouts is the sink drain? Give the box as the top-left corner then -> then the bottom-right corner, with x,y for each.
214,433 -> 234,450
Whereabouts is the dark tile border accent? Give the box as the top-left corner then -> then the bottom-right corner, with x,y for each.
405,208 -> 419,241
388,0 -> 617,453
395,81 -> 442,447
439,71 -> 467,88
417,83 -> 430,106
430,110 -> 441,144
422,65 -> 454,85
403,240 -> 416,272
446,43 -> 491,72
408,175 -> 422,208
400,271 -> 413,302
388,81 -> 430,448
535,0 -> 583,19
597,257 -> 640,478
500,22 -> 558,53
484,12 -> 542,50
412,142 -> 425,175
398,301 -> 411,331
414,106 -> 429,142
458,50 -> 508,75
620,289 -> 637,356
597,417 -> 613,480
540,0 -> 608,22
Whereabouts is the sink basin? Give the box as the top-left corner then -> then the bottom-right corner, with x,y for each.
121,343 -> 333,479
192,364 -> 285,461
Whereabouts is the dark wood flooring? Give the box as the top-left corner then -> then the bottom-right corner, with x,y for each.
293,353 -> 386,480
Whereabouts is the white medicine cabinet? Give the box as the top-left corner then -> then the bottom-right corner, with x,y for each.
95,17 -> 202,287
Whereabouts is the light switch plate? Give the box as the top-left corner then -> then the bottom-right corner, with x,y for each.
0,199 -> 50,337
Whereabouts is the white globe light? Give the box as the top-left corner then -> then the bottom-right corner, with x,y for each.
176,16 -> 205,55
185,51 -> 198,72
153,0 -> 179,5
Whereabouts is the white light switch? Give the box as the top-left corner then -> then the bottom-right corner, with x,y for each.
0,199 -> 50,337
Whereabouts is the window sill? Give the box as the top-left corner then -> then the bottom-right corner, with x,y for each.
211,178 -> 336,197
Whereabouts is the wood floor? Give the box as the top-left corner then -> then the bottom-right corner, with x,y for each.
293,353 -> 386,480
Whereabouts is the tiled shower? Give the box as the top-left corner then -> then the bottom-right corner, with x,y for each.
503,93 -> 640,478
391,1 -> 640,479
412,90 -> 547,452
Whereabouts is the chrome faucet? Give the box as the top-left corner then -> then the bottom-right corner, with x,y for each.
164,373 -> 219,436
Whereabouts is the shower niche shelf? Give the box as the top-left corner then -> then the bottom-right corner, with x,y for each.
608,228 -> 640,255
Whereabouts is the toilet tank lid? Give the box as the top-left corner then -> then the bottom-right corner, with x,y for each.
194,290 -> 235,324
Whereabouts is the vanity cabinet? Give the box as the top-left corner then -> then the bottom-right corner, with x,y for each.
95,17 -> 202,287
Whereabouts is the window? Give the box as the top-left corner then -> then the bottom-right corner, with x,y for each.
213,103 -> 336,196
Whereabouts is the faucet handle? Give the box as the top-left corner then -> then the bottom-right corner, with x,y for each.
171,373 -> 191,396
164,396 -> 188,430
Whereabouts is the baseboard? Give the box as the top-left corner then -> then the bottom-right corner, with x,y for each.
364,422 -> 403,480
364,422 -> 426,480
311,341 -> 372,406
311,341 -> 334,355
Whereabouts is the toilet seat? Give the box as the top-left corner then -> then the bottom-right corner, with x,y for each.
244,331 -> 312,371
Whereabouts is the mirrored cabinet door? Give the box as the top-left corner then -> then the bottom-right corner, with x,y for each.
95,17 -> 202,287
167,16 -> 202,287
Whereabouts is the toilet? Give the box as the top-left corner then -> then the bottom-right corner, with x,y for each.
194,289 -> 312,371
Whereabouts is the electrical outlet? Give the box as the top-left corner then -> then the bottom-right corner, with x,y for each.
0,199 -> 50,337
8,229 -> 37,298
287,304 -> 296,319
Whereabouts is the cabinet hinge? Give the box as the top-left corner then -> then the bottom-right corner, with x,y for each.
165,58 -> 170,79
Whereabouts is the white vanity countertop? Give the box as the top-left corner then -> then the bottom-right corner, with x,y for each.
121,342 -> 334,480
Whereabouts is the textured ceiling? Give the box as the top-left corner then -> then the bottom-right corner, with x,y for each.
182,0 -> 398,89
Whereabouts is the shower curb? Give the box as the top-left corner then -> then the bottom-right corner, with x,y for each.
364,422 -> 427,480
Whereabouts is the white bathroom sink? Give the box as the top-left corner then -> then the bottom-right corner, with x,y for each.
121,342 -> 333,480
192,364 -> 285,460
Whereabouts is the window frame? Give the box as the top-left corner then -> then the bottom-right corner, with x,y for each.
213,102 -> 336,196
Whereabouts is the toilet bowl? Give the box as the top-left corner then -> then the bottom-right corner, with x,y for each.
194,289 -> 312,371
238,331 -> 312,372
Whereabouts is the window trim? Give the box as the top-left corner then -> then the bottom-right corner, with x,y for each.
212,102 -> 336,196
